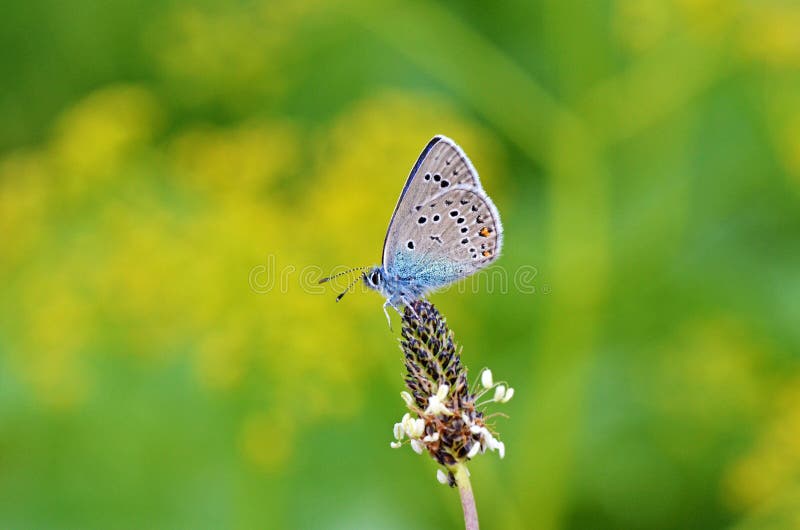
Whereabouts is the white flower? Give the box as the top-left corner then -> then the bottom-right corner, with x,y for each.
410,439 -> 425,454
467,442 -> 481,459
501,387 -> 515,403
401,391 -> 414,407
423,432 -> 439,443
481,428 -> 495,448
493,385 -> 506,402
481,369 -> 494,389
390,441 -> 402,449
474,427 -> 506,458
436,469 -> 449,485
393,422 -> 404,440
414,419 -> 425,437
401,414 -> 425,439
425,384 -> 453,416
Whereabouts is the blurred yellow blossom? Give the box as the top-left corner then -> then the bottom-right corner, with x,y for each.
50,85 -> 161,181
0,150 -> 50,270
738,3 -> 800,68
169,122 -> 299,197
724,378 -> 800,512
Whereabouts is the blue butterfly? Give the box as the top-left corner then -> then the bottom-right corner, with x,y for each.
321,135 -> 503,324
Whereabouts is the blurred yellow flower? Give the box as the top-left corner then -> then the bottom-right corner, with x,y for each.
169,122 -> 299,198
50,85 -> 161,181
738,4 -> 800,68
724,379 -> 800,512
0,150 -> 49,271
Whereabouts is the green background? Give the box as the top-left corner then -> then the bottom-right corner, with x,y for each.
1,1 -> 799,528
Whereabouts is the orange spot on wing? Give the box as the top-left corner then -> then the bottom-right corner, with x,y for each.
479,227 -> 491,237
482,250 -> 492,257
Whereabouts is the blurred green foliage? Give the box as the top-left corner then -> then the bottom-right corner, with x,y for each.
1,0 -> 800,528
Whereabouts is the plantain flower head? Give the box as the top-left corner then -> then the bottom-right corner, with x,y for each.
389,300 -> 513,486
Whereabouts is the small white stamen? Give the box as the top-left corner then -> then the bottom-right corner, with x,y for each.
390,441 -> 402,449
423,432 -> 439,443
436,469 -> 449,485
393,422 -> 404,440
479,427 -> 497,450
401,391 -> 414,407
424,392 -> 453,416
481,369 -> 493,389
413,418 -> 425,438
501,387 -> 515,403
493,385 -> 506,402
436,384 -> 450,401
411,439 -> 425,454
497,441 -> 506,459
401,414 -> 425,439
470,424 -> 482,434
467,442 -> 481,459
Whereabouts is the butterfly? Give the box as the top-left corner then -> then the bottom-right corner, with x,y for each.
321,135 -> 503,325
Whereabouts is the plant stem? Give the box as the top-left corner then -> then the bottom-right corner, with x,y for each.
454,463 -> 479,530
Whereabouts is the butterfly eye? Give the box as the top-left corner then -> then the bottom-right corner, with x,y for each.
371,271 -> 380,285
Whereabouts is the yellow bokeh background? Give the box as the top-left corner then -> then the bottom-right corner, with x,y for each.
1,1 -> 799,528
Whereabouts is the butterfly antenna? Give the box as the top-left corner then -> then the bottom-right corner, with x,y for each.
336,274 -> 363,302
318,266 -> 369,284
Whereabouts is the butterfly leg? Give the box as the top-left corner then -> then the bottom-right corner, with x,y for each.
400,295 -> 420,320
382,300 -> 393,330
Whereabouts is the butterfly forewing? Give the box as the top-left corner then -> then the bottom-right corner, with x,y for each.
382,136 -> 485,267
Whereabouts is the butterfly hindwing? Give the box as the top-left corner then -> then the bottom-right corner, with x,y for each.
383,184 -> 503,288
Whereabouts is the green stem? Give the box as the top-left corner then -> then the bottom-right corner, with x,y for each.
454,463 -> 479,530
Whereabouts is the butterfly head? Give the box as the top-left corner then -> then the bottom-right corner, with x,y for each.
363,266 -> 385,293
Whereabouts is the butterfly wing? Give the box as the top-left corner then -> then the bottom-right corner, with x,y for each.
382,135 -> 484,265
386,185 -> 503,287
382,136 -> 502,289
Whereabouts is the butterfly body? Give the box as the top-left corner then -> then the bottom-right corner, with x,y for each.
322,135 -> 503,325
363,253 -> 462,309
369,135 -> 503,322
